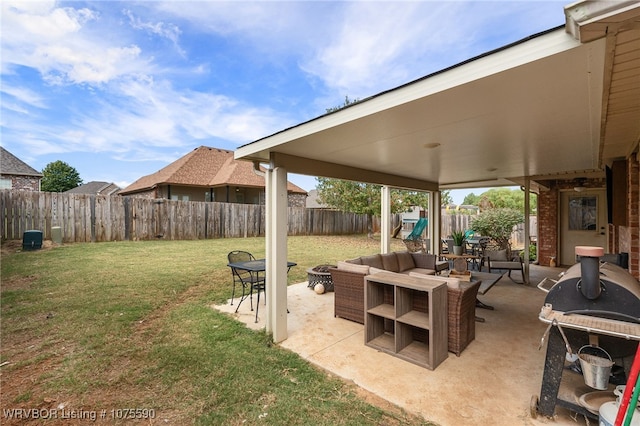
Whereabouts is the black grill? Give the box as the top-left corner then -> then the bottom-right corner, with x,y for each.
533,247 -> 640,420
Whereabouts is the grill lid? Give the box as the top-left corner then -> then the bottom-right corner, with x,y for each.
545,247 -> 640,323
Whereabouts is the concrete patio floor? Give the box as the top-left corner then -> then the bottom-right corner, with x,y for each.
213,265 -> 607,426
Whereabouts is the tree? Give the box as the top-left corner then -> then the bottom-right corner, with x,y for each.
440,190 -> 452,206
462,192 -> 481,206
41,160 -> 82,192
315,178 -> 429,237
470,208 -> 524,255
478,188 -> 537,213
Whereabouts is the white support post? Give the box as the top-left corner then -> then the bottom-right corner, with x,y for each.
432,191 -> 441,254
265,165 -> 289,342
265,168 -> 273,333
523,178 -> 530,284
381,186 -> 391,254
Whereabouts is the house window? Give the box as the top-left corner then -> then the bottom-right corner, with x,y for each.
0,178 -> 12,189
568,196 -> 597,231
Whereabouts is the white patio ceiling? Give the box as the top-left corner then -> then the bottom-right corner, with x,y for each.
236,1 -> 640,193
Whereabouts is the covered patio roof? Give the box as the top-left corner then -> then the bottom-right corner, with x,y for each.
234,0 -> 640,342
236,1 -> 640,193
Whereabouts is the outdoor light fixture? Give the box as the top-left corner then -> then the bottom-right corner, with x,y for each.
573,177 -> 587,192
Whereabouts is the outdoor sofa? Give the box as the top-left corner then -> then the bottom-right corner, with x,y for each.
329,251 -> 480,356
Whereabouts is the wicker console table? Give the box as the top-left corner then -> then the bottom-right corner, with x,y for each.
307,265 -> 336,292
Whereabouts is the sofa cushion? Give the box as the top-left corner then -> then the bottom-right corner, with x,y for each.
405,268 -> 436,276
396,251 -> 416,272
409,272 -> 460,289
345,257 -> 362,265
360,254 -> 384,269
380,253 -> 400,272
369,267 -> 385,275
337,261 -> 370,275
490,261 -> 521,270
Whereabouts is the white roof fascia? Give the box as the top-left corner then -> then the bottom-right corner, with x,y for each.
565,0 -> 640,42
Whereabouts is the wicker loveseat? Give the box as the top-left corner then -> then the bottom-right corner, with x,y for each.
329,251 -> 479,356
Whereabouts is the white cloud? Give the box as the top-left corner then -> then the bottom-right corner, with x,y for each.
0,0 -> 568,185
1,86 -> 47,109
123,8 -> 185,56
1,1 -> 147,85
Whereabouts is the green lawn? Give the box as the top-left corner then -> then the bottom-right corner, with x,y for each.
1,236 -> 430,425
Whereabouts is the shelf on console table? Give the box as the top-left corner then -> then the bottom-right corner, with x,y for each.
365,271 -> 448,370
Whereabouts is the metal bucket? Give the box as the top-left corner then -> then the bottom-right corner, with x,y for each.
578,345 -> 614,390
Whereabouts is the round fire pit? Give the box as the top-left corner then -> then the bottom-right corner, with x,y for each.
307,265 -> 336,292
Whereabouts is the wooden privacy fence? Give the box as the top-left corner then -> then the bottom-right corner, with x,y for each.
1,191 -> 535,245
0,191 -> 387,243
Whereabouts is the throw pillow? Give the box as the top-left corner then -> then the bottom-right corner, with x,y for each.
488,249 -> 508,261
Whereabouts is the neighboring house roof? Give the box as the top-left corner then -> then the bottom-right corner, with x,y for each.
65,181 -> 121,195
306,189 -> 330,209
120,146 -> 307,195
0,147 -> 43,177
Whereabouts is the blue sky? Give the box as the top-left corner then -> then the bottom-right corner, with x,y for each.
2,1 -> 566,204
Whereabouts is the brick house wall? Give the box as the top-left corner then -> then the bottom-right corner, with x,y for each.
537,152 -> 639,279
123,186 -> 306,207
1,175 -> 40,191
619,153 -> 639,279
537,177 -> 606,267
537,187 -> 558,269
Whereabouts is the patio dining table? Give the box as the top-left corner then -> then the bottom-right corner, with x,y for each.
227,259 -> 297,274
226,259 -> 297,322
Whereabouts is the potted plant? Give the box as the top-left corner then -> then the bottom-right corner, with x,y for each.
451,230 -> 466,255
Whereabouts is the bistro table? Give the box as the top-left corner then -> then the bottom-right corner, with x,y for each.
226,259 -> 297,322
227,259 -> 297,274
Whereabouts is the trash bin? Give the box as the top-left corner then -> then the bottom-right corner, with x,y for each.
51,226 -> 62,245
22,230 -> 43,250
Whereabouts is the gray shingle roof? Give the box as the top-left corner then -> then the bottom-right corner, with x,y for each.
65,181 -> 121,195
0,147 -> 43,177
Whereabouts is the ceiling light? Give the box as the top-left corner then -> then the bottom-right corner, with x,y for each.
573,177 -> 587,192
486,167 -> 497,172
423,142 -> 440,149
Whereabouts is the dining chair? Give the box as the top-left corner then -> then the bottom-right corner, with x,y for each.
227,251 -> 266,322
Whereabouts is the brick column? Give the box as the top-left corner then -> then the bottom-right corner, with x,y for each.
537,186 -> 558,267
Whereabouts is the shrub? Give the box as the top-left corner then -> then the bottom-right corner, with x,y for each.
470,208 -> 524,253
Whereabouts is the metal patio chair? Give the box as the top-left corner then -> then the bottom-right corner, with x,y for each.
227,251 -> 266,321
